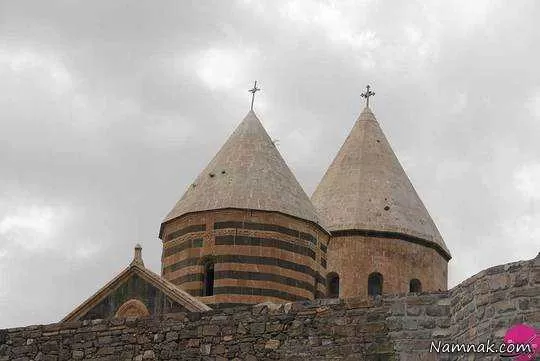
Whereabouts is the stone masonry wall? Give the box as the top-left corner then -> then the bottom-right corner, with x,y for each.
449,253 -> 539,347
160,209 -> 329,307
1,254 -> 538,361
327,235 -> 447,298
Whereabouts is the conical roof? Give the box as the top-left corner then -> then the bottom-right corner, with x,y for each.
312,107 -> 451,258
162,110 -> 320,226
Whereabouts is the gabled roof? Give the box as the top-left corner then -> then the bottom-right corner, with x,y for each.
161,110 -> 320,229
312,107 -> 451,259
62,246 -> 210,322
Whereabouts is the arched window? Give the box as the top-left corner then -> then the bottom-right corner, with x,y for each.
115,299 -> 150,318
327,272 -> 340,298
409,279 -> 422,293
202,260 -> 215,296
368,272 -> 383,296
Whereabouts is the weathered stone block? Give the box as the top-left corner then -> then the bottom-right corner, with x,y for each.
201,325 -> 220,336
263,339 -> 280,350
142,350 -> 155,359
199,344 -> 211,355
249,322 -> 266,335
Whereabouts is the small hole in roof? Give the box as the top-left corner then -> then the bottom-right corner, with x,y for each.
209,173 -> 215,178
376,140 -> 380,143
221,170 -> 226,174
384,206 -> 390,211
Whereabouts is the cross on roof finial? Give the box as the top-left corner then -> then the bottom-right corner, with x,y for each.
361,84 -> 375,108
131,243 -> 144,267
248,80 -> 260,111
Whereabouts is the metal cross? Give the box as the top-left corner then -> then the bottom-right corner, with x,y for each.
360,84 -> 375,108
248,80 -> 260,110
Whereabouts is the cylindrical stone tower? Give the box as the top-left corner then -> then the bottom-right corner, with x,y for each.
159,111 -> 329,308
311,105 -> 451,299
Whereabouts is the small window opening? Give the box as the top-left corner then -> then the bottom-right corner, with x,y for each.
368,272 -> 383,296
202,261 -> 215,296
409,279 -> 422,293
327,272 -> 340,298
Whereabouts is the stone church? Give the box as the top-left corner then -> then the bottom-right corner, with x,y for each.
62,86 -> 452,321
2,86 -> 538,361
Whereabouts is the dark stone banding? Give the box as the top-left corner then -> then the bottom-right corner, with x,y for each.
214,221 -> 317,245
215,235 -> 316,259
170,273 -> 203,283
171,270 -> 316,293
162,238 -> 204,258
331,229 -> 451,261
185,286 -> 309,301
165,224 -> 206,242
163,255 -> 325,284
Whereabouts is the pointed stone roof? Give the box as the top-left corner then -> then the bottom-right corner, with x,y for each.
62,245 -> 210,322
162,110 -> 320,227
312,107 -> 451,259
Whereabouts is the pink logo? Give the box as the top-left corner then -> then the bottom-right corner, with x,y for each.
502,324 -> 539,360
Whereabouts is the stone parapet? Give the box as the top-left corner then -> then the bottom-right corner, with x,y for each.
1,253 -> 537,360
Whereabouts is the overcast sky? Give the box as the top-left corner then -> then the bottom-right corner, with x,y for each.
1,0 -> 539,328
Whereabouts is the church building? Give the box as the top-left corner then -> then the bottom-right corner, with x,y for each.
63,84 -> 451,321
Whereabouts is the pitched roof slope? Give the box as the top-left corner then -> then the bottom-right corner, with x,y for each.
62,248 -> 210,322
311,107 -> 450,258
162,110 -> 320,226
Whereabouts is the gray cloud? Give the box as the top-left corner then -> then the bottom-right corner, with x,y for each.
1,0 -> 539,328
